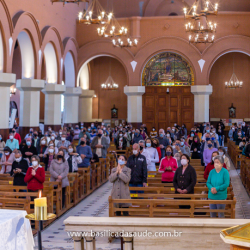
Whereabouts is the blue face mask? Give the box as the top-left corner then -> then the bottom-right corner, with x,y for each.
180,142 -> 184,146
160,134 -> 164,138
206,130 -> 210,133
26,141 -> 31,146
176,143 -> 180,147
211,137 -> 215,141
118,160 -> 126,166
191,133 -> 194,137
146,143 -> 151,147
208,144 -> 212,148
206,138 -> 210,141
135,133 -> 138,136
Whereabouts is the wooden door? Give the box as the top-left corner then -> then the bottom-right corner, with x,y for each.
142,86 -> 194,132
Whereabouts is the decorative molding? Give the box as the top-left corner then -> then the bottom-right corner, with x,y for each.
164,23 -> 170,30
233,22 -> 239,29
130,61 -> 137,72
198,59 -> 205,72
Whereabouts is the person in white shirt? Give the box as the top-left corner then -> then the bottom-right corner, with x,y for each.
138,140 -> 151,166
145,138 -> 159,171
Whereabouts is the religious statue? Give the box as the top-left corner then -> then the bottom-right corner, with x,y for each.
229,103 -> 236,118
111,105 -> 118,119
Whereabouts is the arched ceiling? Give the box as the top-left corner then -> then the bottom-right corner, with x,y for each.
97,0 -> 250,18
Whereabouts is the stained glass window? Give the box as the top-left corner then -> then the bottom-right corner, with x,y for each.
142,52 -> 194,86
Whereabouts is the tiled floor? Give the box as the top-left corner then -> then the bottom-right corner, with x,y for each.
34,156 -> 250,250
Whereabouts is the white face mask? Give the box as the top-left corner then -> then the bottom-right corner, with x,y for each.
59,132 -> 62,135
212,157 -> 215,161
5,152 -> 10,156
61,137 -> 66,141
133,150 -> 138,155
9,136 -> 13,140
218,151 -> 224,156
41,141 -> 46,145
49,149 -> 54,153
181,159 -> 188,166
32,161 -> 38,167
166,134 -> 170,137
68,148 -> 73,153
119,134 -> 123,137
15,157 -> 22,162
51,136 -> 55,140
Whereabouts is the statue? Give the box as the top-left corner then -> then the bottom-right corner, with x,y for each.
229,103 -> 236,118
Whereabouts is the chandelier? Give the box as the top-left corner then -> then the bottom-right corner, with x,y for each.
101,59 -> 118,90
225,55 -> 243,89
51,0 -> 87,5
112,37 -> 138,48
78,0 -> 111,25
183,0 -> 218,44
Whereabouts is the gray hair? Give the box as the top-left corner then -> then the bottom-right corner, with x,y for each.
15,150 -> 22,155
214,155 -> 224,164
31,155 -> 40,164
139,140 -> 145,146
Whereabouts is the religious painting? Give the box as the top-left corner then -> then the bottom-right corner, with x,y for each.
142,52 -> 194,86
111,105 -> 118,119
229,103 -> 236,118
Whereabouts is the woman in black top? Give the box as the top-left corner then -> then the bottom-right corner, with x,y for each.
190,136 -> 201,159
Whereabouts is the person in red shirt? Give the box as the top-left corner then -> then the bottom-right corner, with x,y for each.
158,145 -> 178,183
24,155 -> 45,191
204,151 -> 227,180
152,138 -> 162,164
10,128 -> 21,145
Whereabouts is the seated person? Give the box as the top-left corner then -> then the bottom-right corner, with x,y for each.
0,146 -> 15,174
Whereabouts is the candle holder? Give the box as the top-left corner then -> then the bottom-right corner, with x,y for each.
25,207 -> 56,250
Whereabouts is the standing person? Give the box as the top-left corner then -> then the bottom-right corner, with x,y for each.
91,129 -> 108,159
157,129 -> 170,159
11,128 -> 21,145
109,155 -> 131,216
207,155 -> 230,218
190,136 -> 201,159
21,137 -> 38,162
57,133 -> 71,154
218,147 -> 230,170
0,147 -> 15,174
140,127 -> 147,140
11,150 -> 29,189
32,131 -> 41,151
203,140 -> 218,167
5,132 -> 19,151
0,134 -> 6,158
50,150 -> 69,208
173,154 -> 197,195
24,155 -> 45,192
158,146 -> 178,183
182,124 -> 188,139
145,138 -> 159,171
132,129 -> 143,144
138,140 -> 151,167
127,144 -> 147,192
73,125 -> 81,140
77,137 -> 93,168
43,145 -> 56,171
65,145 -> 82,173
152,138 -> 161,164
116,131 -> 127,150
37,138 -> 47,162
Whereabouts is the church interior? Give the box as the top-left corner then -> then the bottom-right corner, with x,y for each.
0,0 -> 250,249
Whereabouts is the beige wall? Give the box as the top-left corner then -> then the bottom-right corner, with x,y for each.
89,56 -> 127,120
209,52 -> 250,119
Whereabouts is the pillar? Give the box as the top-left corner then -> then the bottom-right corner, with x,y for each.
123,236 -> 133,250
42,83 -> 66,131
130,16 -> 141,39
16,79 -> 45,137
72,236 -> 84,250
191,85 -> 213,123
124,86 -> 145,128
63,87 -> 82,126
85,235 -> 95,250
0,73 -> 16,140
79,89 -> 95,124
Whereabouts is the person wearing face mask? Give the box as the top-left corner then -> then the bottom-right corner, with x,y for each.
173,154 -> 197,196
50,150 -> 69,208
158,146 -> 177,183
24,155 -> 45,193
0,147 -> 15,174
173,139 -> 186,156
206,155 -> 230,218
157,129 -> 170,159
11,150 -> 29,188
180,138 -> 190,157
139,127 -> 147,140
132,129 -> 143,144
21,137 -> 37,162
49,133 -> 59,147
73,125 -> 81,140
57,133 -> 71,154
150,127 -> 158,139
217,125 -> 223,146
187,131 -> 195,147
38,130 -> 44,139
228,126 -> 234,141
116,131 -> 127,150
204,151 -> 227,180
218,147 -> 230,170
145,138 -> 159,171
190,136 -> 201,159
138,140 -> 151,167
5,132 -> 19,151
43,145 -> 56,171
77,137 -> 93,168
10,128 -> 21,144
127,143 -> 147,190
32,131 -> 41,151
24,128 -> 34,140
90,129 -> 97,143
165,131 -> 172,145
234,129 -> 243,146
56,129 -> 63,141
203,140 -> 218,167
91,129 -> 108,159
109,155 -> 131,216
152,139 -> 161,164
0,134 -> 6,159
65,145 -> 82,173
38,138 -> 47,162
202,126 -> 212,141
78,127 -> 91,142
90,123 -> 97,130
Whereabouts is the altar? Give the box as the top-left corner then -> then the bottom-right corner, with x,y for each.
0,209 -> 34,250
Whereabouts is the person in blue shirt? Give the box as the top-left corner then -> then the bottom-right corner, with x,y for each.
207,155 -> 230,218
76,137 -> 93,168
6,132 -> 19,151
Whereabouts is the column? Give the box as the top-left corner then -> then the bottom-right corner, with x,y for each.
130,16 -> 141,39
123,236 -> 133,250
79,89 -> 95,123
191,85 -> 213,123
42,83 -> 66,131
0,73 -> 16,140
16,79 -> 45,137
63,87 -> 82,126
124,86 -> 145,128
85,234 -> 95,250
72,236 -> 84,250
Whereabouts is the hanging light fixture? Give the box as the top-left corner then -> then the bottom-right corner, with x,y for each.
78,0 -> 111,25
183,0 -> 218,44
10,86 -> 16,97
101,59 -> 118,90
225,54 -> 243,89
51,0 -> 88,5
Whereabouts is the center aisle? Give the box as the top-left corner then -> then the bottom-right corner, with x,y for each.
34,181 -> 121,250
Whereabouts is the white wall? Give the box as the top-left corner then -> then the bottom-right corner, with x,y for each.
17,31 -> 35,79
0,29 -> 4,73
64,52 -> 75,87
79,63 -> 89,89
44,42 -> 58,84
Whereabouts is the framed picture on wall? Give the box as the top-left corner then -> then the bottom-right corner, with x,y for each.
111,105 -> 118,119
229,103 -> 236,118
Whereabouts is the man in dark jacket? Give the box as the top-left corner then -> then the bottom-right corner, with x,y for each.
11,150 -> 29,188
157,129 -> 170,159
132,129 -> 143,144
127,144 -> 147,192
21,137 -> 38,162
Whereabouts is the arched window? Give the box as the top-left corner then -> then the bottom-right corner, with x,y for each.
142,52 -> 194,86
